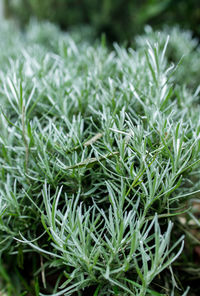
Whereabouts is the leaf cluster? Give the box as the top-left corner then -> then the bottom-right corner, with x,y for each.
0,21 -> 200,295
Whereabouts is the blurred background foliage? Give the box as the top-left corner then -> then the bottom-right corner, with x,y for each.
4,0 -> 200,42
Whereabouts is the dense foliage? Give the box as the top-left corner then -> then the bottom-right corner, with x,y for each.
4,0 -> 200,41
0,21 -> 200,295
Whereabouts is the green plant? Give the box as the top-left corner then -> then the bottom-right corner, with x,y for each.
135,25 -> 200,89
0,21 -> 200,295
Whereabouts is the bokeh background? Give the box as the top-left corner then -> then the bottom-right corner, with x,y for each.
2,0 -> 200,42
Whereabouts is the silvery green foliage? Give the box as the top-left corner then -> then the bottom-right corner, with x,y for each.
0,21 -> 199,295
135,25 -> 200,89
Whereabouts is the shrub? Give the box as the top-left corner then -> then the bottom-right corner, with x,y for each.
0,21 -> 200,295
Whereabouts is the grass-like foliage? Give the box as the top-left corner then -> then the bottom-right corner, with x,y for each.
0,21 -> 200,296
